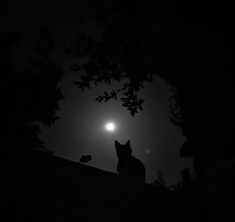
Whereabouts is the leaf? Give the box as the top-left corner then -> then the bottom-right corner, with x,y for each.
70,63 -> 82,72
131,109 -> 136,116
122,102 -> 129,107
139,104 -> 143,111
104,91 -> 109,96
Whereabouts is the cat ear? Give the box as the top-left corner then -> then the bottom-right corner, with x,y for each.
115,140 -> 120,147
126,140 -> 130,147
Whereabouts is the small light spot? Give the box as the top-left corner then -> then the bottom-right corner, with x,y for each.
105,122 -> 115,132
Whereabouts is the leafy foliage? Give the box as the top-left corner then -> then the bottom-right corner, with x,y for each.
1,28 -> 65,156
66,2 -> 231,142
66,2 -> 158,116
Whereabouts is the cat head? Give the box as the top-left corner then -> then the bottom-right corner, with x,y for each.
115,140 -> 132,159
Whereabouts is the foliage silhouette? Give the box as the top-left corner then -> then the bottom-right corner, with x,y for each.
66,2 -> 231,138
1,28 -> 64,159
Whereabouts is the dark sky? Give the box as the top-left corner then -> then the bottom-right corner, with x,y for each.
1,0 -> 193,185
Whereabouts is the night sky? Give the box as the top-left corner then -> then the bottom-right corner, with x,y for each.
1,0 -> 193,185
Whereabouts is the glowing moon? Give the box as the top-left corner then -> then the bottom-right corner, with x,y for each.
105,122 -> 116,132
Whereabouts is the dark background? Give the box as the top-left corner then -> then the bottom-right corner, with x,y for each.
1,1 -> 234,221
1,0 -> 193,185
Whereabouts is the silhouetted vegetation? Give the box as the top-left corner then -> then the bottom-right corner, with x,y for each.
1,28 -> 64,160
1,29 -> 65,221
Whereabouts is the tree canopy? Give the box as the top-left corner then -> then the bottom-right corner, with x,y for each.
1,28 -> 64,157
67,2 -> 232,144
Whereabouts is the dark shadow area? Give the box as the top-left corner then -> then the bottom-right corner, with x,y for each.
1,2 -> 234,221
2,138 -> 234,221
0,149 -> 175,222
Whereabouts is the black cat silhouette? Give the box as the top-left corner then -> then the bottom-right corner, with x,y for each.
115,140 -> 145,183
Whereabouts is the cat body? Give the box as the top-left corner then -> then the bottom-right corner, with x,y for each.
115,140 -> 145,183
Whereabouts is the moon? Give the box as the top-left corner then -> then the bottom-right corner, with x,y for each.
105,122 -> 116,132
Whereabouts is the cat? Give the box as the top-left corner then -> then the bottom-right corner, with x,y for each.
115,140 -> 145,183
